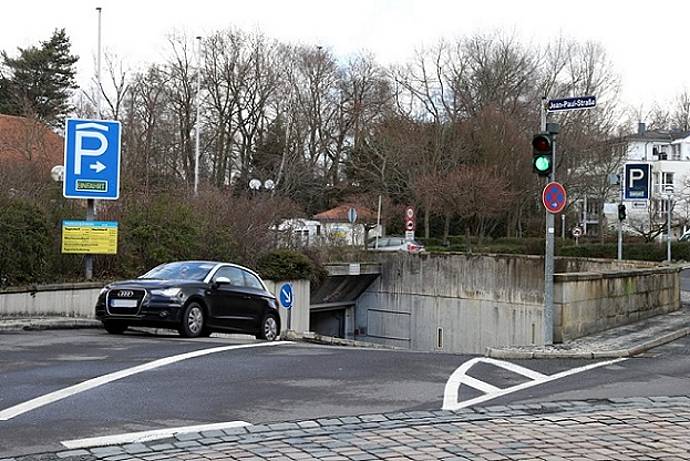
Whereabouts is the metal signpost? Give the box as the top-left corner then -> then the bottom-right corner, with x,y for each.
571,226 -> 583,246
347,207 -> 357,246
539,95 -> 596,345
621,163 -> 652,261
663,186 -> 674,262
607,173 -> 624,260
63,118 -> 122,279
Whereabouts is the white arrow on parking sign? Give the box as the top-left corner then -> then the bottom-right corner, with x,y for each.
89,161 -> 106,173
281,287 -> 292,305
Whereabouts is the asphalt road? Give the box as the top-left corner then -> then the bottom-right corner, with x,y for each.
0,329 -> 468,457
1,328 -> 689,458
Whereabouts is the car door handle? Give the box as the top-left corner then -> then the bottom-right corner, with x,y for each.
242,295 -> 251,300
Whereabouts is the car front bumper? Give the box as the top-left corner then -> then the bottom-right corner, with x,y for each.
95,291 -> 184,326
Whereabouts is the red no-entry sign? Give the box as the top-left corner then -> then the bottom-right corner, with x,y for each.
542,182 -> 567,214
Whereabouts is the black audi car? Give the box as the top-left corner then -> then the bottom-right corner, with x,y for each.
95,261 -> 281,340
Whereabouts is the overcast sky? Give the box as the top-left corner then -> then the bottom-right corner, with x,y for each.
2,0 -> 689,117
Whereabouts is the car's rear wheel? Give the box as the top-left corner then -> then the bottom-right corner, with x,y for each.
103,321 -> 127,335
179,301 -> 205,338
256,313 -> 279,341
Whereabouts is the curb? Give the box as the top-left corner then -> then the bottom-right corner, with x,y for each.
485,326 -> 690,359
0,318 -> 101,332
283,330 -> 399,349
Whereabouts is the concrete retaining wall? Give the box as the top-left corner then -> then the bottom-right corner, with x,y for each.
355,254 -> 545,354
0,283 -> 103,318
554,267 -> 681,342
356,253 -> 681,354
0,279 -> 311,335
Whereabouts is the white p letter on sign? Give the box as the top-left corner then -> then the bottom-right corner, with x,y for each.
74,122 -> 109,175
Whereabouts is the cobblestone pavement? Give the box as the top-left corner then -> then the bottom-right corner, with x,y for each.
9,396 -> 690,461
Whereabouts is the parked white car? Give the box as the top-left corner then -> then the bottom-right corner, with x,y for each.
367,236 -> 425,254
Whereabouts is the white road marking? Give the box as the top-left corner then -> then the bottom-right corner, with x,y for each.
443,357 -> 627,411
460,375 -> 501,394
478,357 -> 547,380
0,341 -> 289,421
61,420 -> 252,449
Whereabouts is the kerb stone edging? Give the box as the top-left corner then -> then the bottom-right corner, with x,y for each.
486,325 -> 690,359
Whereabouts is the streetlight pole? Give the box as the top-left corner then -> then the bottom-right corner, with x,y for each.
194,36 -> 202,196
667,190 -> 673,262
85,6 -> 103,280
618,173 -> 623,261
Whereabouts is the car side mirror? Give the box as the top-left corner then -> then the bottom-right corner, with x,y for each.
213,276 -> 231,288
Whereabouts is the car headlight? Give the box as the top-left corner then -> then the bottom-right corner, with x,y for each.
99,285 -> 110,296
151,287 -> 183,298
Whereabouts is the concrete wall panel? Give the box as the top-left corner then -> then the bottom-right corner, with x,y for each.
356,253 -> 680,353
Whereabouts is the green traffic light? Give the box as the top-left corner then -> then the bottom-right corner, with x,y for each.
534,155 -> 551,172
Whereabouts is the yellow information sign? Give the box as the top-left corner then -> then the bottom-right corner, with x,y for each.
61,220 -> 118,254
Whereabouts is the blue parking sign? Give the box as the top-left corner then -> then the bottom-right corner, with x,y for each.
63,119 -> 121,200
624,163 -> 651,201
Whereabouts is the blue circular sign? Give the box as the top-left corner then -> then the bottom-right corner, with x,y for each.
279,283 -> 293,310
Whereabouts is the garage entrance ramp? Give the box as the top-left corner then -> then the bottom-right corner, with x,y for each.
310,263 -> 380,338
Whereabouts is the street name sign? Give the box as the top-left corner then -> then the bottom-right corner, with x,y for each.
624,163 -> 651,201
542,182 -> 567,214
61,220 -> 118,254
547,96 -> 596,112
63,119 -> 122,200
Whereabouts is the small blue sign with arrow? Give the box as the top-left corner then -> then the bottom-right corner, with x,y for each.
279,283 -> 293,310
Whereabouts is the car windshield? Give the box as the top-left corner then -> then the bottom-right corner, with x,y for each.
139,262 -> 215,281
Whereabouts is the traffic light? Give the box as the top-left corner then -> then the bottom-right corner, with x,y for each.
618,203 -> 627,221
532,132 -> 553,177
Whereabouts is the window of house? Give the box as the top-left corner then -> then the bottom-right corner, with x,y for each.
655,145 -> 668,160
662,172 -> 674,192
585,199 -> 601,217
672,144 -> 681,161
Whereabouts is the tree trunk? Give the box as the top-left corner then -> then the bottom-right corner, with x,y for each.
443,213 -> 451,245
465,226 -> 472,253
598,204 -> 606,244
424,207 -> 430,239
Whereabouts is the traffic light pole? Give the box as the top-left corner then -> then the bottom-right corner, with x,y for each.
541,98 -> 555,345
618,175 -> 623,261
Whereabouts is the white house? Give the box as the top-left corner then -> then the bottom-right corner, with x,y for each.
596,122 -> 690,238
277,204 -> 383,248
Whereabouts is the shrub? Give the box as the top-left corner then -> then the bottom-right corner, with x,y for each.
256,250 -> 326,283
117,197 -> 202,275
0,198 -> 52,286
447,235 -> 465,246
417,237 -> 443,247
559,242 -> 690,262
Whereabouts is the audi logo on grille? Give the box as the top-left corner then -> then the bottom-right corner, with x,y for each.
117,290 -> 134,298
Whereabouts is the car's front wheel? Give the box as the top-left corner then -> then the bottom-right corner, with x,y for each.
256,313 -> 279,341
103,321 -> 127,335
179,301 -> 206,338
